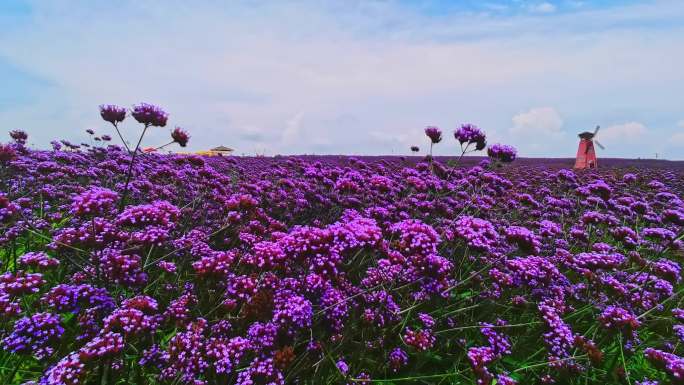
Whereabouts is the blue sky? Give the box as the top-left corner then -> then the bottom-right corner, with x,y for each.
1,0 -> 683,159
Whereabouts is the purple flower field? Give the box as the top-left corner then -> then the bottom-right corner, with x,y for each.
1,109 -> 684,385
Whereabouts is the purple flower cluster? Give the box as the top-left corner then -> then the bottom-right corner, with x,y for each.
10,129 -> 28,144
454,124 -> 486,150
2,312 -> 63,360
171,127 -> 190,147
424,126 -> 443,144
487,144 -> 517,163
451,216 -> 498,251
387,347 -> 408,372
644,348 -> 684,383
598,306 -> 640,333
131,103 -> 169,127
99,104 -> 126,125
19,252 -> 60,270
70,187 -> 119,217
504,226 -> 541,254
403,327 -> 436,351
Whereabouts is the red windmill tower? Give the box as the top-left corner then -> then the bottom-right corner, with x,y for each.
574,125 -> 604,169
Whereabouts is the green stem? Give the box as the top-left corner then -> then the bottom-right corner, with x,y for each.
119,124 -> 149,211
111,122 -> 131,152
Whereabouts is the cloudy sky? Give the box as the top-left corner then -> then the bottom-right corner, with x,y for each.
1,0 -> 683,158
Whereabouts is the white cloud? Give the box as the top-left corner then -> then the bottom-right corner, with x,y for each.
671,132 -> 684,145
482,3 -> 510,12
598,122 -> 648,143
510,107 -> 563,137
282,112 -> 305,144
672,120 -> 684,146
529,2 -> 557,13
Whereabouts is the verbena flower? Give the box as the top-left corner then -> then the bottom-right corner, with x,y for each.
598,306 -> 640,333
99,104 -> 126,124
487,144 -> 517,163
18,252 -> 60,270
404,327 -> 436,351
132,103 -> 168,127
3,312 -> 63,360
171,127 -> 190,147
388,348 -> 408,372
10,129 -> 28,144
424,126 -> 442,144
0,144 -> 17,163
70,187 -> 119,217
644,348 -> 684,383
454,123 -> 486,150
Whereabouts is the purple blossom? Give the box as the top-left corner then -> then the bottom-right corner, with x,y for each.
95,248 -> 147,286
273,292 -> 313,331
454,123 -> 486,150
504,226 -> 541,254
390,219 -> 441,256
480,321 -> 511,356
336,359 -> 350,375
403,327 -> 435,351
598,306 -> 640,333
116,200 -> 180,228
103,307 -> 159,336
236,357 -> 284,385
10,129 -> 28,144
539,302 -> 576,369
452,216 -> 498,251
388,348 -> 408,372
70,187 -> 118,217
206,336 -> 250,374
131,103 -> 168,127
39,353 -> 86,385
0,143 -> 17,163
424,126 -> 442,143
247,321 -> 278,351
160,319 -> 209,383
467,346 -> 496,385
99,104 -> 126,124
171,127 -> 190,147
18,252 -> 60,270
644,348 -> 684,383
487,144 -> 517,163
158,260 -> 177,273
0,271 -> 45,296
3,312 -> 63,360
78,331 -> 124,361
571,252 -> 625,271
418,313 -> 436,329
643,227 -> 676,243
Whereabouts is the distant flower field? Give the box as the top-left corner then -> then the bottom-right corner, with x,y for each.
1,109 -> 684,384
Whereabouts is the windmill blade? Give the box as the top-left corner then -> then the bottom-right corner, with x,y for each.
593,125 -> 601,135
594,140 -> 605,150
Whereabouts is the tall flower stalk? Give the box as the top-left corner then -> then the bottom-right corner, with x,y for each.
424,126 -> 442,172
118,103 -> 169,210
99,103 -> 173,211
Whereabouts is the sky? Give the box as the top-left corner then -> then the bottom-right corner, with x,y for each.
0,0 -> 683,159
